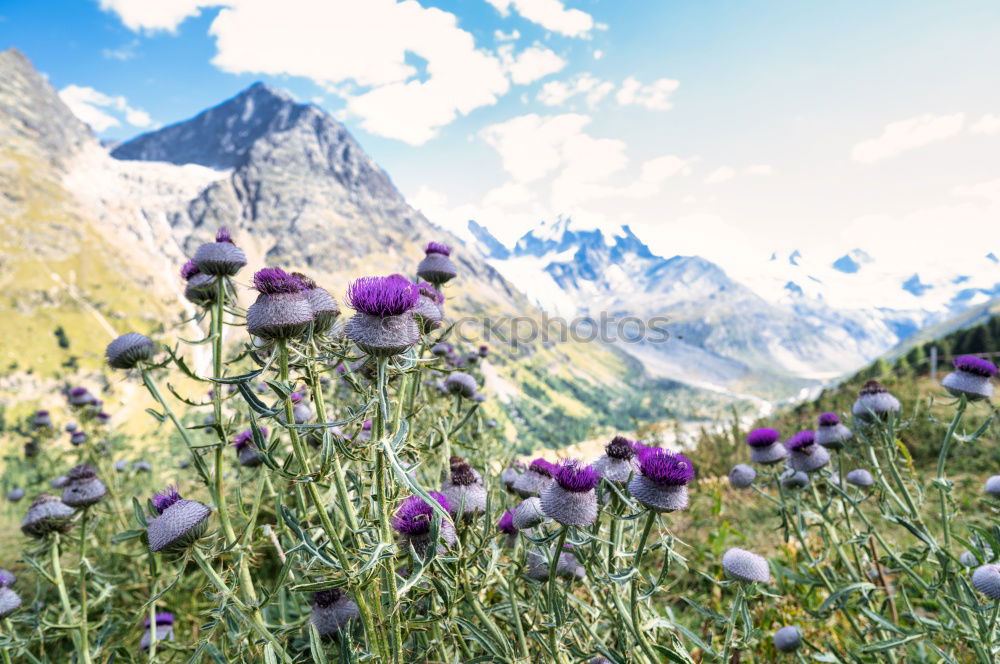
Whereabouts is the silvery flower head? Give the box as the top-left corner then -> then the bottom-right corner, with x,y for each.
440,458 -> 487,518
985,475 -> 1000,496
68,387 -> 95,408
246,268 -> 315,341
147,487 -> 211,555
846,468 -> 874,488
32,410 -> 52,429
51,475 -> 70,489
525,546 -> 586,581
278,392 -> 313,425
972,564 -> 1000,600
444,371 -> 478,399
0,569 -> 15,588
181,260 -> 216,306
540,460 -> 600,527
942,355 -> 996,401
133,460 -> 152,473
773,626 -> 803,653
192,227 -> 246,277
114,459 -> 129,472
501,461 -> 525,493
291,272 -> 341,334
0,586 -> 21,619
233,428 -> 266,467
431,342 -> 452,357
746,428 -> 787,465
140,612 -> 175,650
961,550 -> 980,567
478,344 -> 489,358
61,464 -> 107,508
416,242 -> 457,286
628,447 -> 694,513
785,431 -> 831,473
512,496 -> 547,531
513,458 -> 556,498
106,333 -> 155,370
70,430 -> 87,446
728,463 -> 756,489
780,468 -> 810,491
392,492 -> 456,557
593,435 -> 640,483
6,488 -> 24,502
412,281 -> 444,332
852,381 -> 901,422
311,588 -> 360,638
21,493 -> 75,538
815,412 -> 852,450
722,547 -> 770,583
345,275 -> 420,357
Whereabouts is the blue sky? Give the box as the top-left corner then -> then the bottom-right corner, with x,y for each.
4,0 -> 1000,279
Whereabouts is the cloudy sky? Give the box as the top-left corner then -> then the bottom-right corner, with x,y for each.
6,0 -> 1000,276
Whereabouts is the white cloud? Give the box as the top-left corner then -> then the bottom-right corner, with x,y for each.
499,44 -> 566,85
615,76 -> 679,111
494,28 -> 520,42
704,166 -> 735,184
204,0 -> 510,146
480,113 -> 593,182
97,0 -> 217,32
484,0 -> 595,38
745,164 -> 773,176
952,177 -> 1000,204
592,49 -> 603,60
640,155 -> 693,182
101,38 -> 140,61
851,112 -> 965,163
536,73 -> 613,108
970,113 -> 1000,135
58,84 -> 155,132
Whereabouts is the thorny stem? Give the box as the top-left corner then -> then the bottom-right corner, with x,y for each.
631,510 -> 660,664
720,584 -> 744,664
50,534 -> 92,664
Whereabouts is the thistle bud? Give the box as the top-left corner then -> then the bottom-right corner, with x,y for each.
728,464 -> 756,489
593,436 -> 639,483
140,612 -> 175,650
106,333 -> 155,370
311,588 -> 360,638
246,268 -> 314,340
773,626 -> 802,653
513,459 -> 556,498
852,381 -> 900,421
392,492 -> 455,557
444,372 -> 478,399
512,497 -> 547,531
416,242 -> 457,286
440,459 -> 487,518
942,356 -> 996,401
61,464 -> 107,507
147,487 -> 211,555
21,493 -> 75,538
785,431 -> 831,473
722,547 -> 770,583
972,564 -> 1000,600
192,227 -> 246,276
815,412 -> 852,449
745,428 -> 787,465
540,461 -> 599,527
846,468 -> 874,488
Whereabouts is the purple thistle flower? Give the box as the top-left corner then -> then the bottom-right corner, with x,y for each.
638,448 -> 694,486
943,355 -> 997,400
347,275 -> 419,316
785,431 -> 816,452
392,492 -> 451,536
605,435 -> 636,460
746,428 -> 780,448
106,333 -> 155,369
529,458 -> 557,477
425,242 -> 451,256
554,461 -> 599,493
151,486 -> 182,515
143,612 -> 175,627
853,380 -> 901,420
497,510 -> 518,535
233,428 -> 266,450
192,227 -> 246,276
181,260 -> 200,280
818,412 -> 840,426
416,282 -> 445,305
71,387 -> 88,397
215,227 -> 233,243
253,267 -> 306,295
954,355 -> 998,377
289,391 -> 303,404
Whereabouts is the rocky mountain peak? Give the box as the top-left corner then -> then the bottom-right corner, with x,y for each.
0,47 -> 93,166
112,81 -> 317,170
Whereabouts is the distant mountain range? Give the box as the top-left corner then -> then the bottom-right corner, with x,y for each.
0,47 -> 735,450
464,217 -> 1000,399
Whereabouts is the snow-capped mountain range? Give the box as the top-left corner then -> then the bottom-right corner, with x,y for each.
465,217 -> 1000,399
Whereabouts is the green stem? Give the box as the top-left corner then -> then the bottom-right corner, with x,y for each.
503,572 -> 530,661
935,397 -> 967,550
78,507 -> 90,663
51,534 -> 92,664
631,511 -> 659,664
0,620 -> 13,664
211,276 -> 237,547
720,585 -> 744,663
